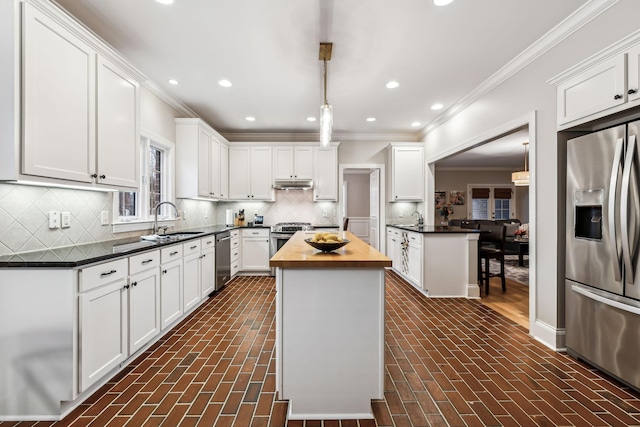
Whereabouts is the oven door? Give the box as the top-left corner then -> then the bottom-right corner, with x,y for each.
270,233 -> 292,275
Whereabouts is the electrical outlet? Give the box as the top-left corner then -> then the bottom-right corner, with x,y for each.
203,210 -> 208,220
182,210 -> 187,220
399,210 -> 404,218
100,211 -> 109,226
61,212 -> 71,228
322,210 -> 328,218
49,211 -> 60,229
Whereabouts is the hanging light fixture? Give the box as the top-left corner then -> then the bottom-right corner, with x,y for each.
319,42 -> 333,147
512,142 -> 530,186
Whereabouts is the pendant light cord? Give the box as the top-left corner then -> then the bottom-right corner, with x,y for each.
323,59 -> 328,105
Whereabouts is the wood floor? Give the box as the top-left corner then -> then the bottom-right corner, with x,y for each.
478,278 -> 530,329
3,272 -> 640,427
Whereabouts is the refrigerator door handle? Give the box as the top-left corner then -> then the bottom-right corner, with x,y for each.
621,134 -> 637,284
572,284 -> 640,316
608,137 -> 625,282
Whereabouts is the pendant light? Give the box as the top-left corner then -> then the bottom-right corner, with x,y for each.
512,142 -> 530,186
319,42 -> 333,147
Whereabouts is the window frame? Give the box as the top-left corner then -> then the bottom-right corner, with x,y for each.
111,130 -> 176,233
466,184 -> 516,220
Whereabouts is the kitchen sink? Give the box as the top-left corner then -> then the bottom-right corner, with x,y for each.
140,231 -> 204,241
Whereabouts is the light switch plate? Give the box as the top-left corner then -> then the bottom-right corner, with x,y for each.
100,211 -> 109,225
61,212 -> 71,228
49,211 -> 60,229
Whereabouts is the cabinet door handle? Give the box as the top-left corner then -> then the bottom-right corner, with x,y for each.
629,89 -> 638,95
91,173 -> 98,178
99,174 -> 106,179
101,269 -> 117,277
614,94 -> 623,100
206,240 -> 213,245
252,232 -> 259,235
124,285 -> 130,289
201,254 -> 206,258
170,251 -> 179,256
142,259 -> 153,264
162,269 -> 168,274
190,245 -> 198,250
131,282 -> 137,287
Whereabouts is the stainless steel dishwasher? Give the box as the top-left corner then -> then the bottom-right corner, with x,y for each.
215,231 -> 231,291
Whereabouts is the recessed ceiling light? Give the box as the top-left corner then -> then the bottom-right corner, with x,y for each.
155,0 -> 175,5
168,79 -> 179,85
245,116 -> 256,122
411,121 -> 421,127
307,117 -> 317,122
434,0 -> 453,6
431,103 -> 444,110
386,81 -> 400,89
366,117 -> 376,122
218,79 -> 232,88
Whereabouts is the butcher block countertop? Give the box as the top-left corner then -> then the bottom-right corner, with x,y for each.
269,231 -> 391,269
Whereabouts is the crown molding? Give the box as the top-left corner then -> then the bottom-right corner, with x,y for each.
436,166 -> 516,172
141,81 -> 200,120
417,0 -> 620,140
221,131 -> 419,143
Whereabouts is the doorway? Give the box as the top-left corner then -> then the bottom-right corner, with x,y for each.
338,164 -> 386,252
426,112 -> 536,331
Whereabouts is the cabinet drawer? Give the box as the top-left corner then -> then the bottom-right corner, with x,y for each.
231,259 -> 241,276
161,245 -> 183,263
230,229 -> 240,239
231,247 -> 240,263
201,235 -> 215,250
129,250 -> 160,275
79,258 -> 128,292
241,228 -> 269,238
231,238 -> 240,251
183,240 -> 201,257
387,227 -> 400,237
407,233 -> 422,246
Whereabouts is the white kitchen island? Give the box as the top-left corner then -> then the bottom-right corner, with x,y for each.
269,231 -> 391,420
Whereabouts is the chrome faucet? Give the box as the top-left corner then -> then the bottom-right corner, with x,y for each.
411,211 -> 424,226
153,201 -> 180,235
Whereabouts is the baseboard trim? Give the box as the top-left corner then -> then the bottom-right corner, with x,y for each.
532,320 -> 566,351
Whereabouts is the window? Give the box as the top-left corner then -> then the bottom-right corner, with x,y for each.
113,132 -> 175,231
468,185 -> 514,220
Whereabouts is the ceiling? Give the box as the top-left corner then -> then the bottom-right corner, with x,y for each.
54,0 -> 588,147
436,129 -> 530,169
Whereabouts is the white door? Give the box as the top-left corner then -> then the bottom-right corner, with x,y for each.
314,147 -> 337,201
128,268 -> 160,354
22,3 -> 95,183
273,147 -> 294,180
160,260 -> 183,330
96,57 -> 139,188
183,253 -> 201,311
79,280 -> 128,392
198,128 -> 211,197
242,238 -> 270,270
220,143 -> 229,200
200,248 -> 215,297
229,147 -> 250,199
210,137 -> 221,197
293,147 -> 314,180
250,147 -> 273,199
369,170 -> 380,250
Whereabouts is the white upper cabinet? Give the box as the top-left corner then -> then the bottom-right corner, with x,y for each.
553,35 -> 640,129
274,146 -> 313,180
96,57 -> 140,188
229,146 -> 273,200
176,118 -> 229,200
22,3 -> 95,184
21,2 -> 140,189
389,144 -> 424,202
313,146 -> 338,201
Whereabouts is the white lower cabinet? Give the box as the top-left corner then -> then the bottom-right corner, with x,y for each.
128,267 -> 160,354
160,258 -> 183,330
231,229 -> 240,276
79,278 -> 128,392
241,229 -> 270,271
183,252 -> 201,312
200,247 -> 215,298
407,241 -> 423,287
386,227 -> 423,289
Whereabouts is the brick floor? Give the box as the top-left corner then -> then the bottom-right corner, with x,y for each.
2,271 -> 640,426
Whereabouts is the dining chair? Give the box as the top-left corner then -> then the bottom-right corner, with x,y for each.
343,217 -> 349,231
478,223 -> 506,295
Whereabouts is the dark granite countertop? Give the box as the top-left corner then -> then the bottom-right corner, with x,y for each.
387,224 -> 484,234
0,224 -> 271,268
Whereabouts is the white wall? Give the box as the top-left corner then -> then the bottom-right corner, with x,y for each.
422,0 -> 640,347
344,173 -> 370,217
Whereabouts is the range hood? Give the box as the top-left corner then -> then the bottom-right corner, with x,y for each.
273,179 -> 314,190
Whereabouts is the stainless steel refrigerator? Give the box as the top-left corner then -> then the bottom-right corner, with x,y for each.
566,119 -> 640,391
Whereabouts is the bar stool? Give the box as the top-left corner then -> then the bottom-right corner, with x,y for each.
478,224 -> 506,295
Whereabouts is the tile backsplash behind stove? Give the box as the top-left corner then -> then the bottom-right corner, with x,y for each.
217,190 -> 337,226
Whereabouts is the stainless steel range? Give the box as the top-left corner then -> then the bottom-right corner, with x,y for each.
269,222 -> 312,275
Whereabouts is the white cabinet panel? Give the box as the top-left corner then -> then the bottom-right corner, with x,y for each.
79,279 -> 127,392
229,146 -> 273,200
250,147 -> 273,199
160,259 -> 183,330
96,57 -> 139,188
183,252 -> 201,312
274,147 -> 313,180
128,268 -> 160,354
629,44 -> 640,104
241,229 -> 270,271
229,147 -> 250,199
274,147 -> 294,180
22,3 -> 95,183
313,147 -> 337,201
197,128 -> 211,197
200,247 -> 215,298
220,143 -> 229,199
294,147 -> 314,180
407,242 -> 423,287
390,146 -> 424,201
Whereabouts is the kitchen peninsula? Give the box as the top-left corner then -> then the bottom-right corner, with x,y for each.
270,231 -> 390,420
386,224 -> 482,298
